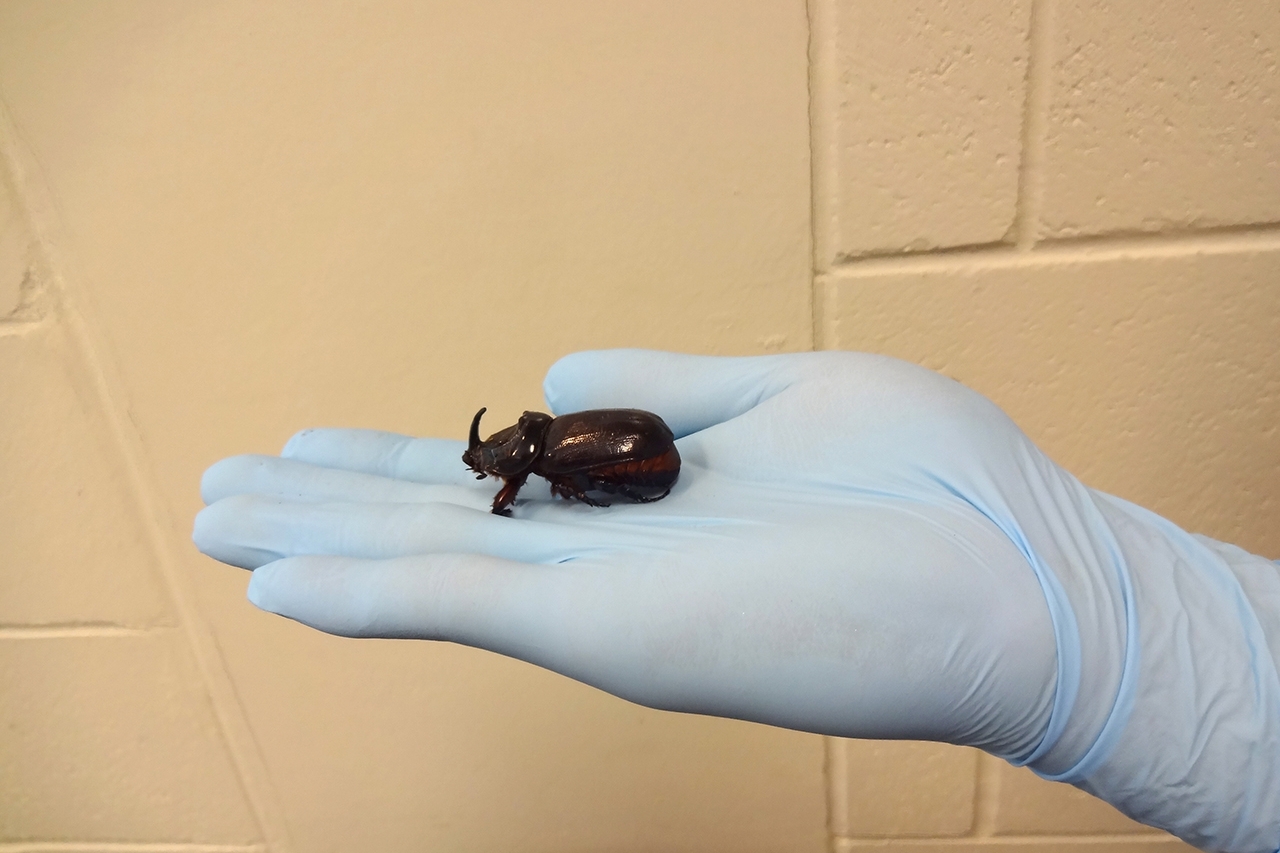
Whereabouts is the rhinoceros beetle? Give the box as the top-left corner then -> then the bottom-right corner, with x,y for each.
462,407 -> 681,515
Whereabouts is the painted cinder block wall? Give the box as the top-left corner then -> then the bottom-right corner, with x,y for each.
0,2 -> 1274,851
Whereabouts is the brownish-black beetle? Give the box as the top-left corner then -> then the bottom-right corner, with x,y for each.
462,407 -> 681,515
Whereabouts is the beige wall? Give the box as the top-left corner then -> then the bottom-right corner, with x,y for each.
0,2 -> 1274,851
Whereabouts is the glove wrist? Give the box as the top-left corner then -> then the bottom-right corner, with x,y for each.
1054,495 -> 1280,853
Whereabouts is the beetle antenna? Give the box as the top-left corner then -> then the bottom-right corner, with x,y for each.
468,407 -> 486,452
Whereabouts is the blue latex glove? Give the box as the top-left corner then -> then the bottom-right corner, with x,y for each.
195,350 -> 1280,852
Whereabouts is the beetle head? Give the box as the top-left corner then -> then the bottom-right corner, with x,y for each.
462,408 -> 554,478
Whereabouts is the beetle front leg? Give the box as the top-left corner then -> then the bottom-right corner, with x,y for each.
491,472 -> 530,516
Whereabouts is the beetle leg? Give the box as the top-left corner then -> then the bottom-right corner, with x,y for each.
571,474 -> 613,507
614,484 -> 671,503
491,472 -> 530,516
547,476 -> 610,507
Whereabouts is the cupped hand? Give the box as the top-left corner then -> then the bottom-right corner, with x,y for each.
195,350 -> 1111,764
196,349 -> 1280,851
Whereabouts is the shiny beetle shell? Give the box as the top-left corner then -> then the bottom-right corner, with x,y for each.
462,407 -> 680,515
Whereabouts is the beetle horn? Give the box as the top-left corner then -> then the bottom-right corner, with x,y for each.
468,407 -> 487,452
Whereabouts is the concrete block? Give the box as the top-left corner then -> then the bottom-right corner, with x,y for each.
821,244 -> 1280,557
822,0 -> 1031,260
0,324 -> 170,627
1042,1 -> 1280,237
992,762 -> 1150,835
206,617 -> 828,852
0,172 -> 27,318
834,739 -> 978,837
836,840 -> 1197,853
0,631 -> 257,842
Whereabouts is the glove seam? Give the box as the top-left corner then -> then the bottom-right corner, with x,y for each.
924,468 -> 1080,769
1032,498 -> 1140,782
1003,545 -> 1082,769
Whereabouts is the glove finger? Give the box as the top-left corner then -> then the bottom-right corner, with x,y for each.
281,429 -> 476,486
247,553 -> 676,706
247,554 -> 601,663
200,454 -> 476,506
194,493 -> 648,569
542,349 -> 803,437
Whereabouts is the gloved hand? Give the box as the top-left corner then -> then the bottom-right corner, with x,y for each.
194,350 -> 1280,853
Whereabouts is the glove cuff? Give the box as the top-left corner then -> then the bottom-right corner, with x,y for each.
1063,495 -> 1280,853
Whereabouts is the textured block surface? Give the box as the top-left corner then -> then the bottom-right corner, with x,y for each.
1041,1 -> 1280,237
835,740 -> 978,837
820,0 -> 1030,260
822,244 -> 1280,557
992,763 -> 1150,835
0,170 -> 28,317
212,615 -> 827,853
836,840 -> 1197,853
0,324 -> 170,627
0,632 -> 257,842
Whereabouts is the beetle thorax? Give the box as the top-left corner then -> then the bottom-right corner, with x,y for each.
463,409 -> 554,478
